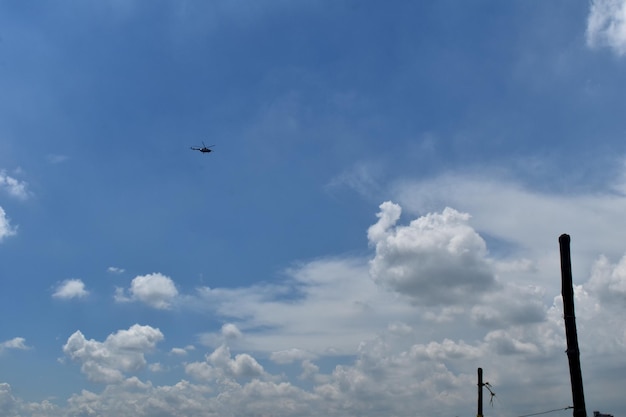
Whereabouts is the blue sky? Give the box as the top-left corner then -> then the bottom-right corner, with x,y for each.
2,1 -> 626,416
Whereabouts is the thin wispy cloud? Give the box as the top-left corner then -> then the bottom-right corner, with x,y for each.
46,154 -> 69,164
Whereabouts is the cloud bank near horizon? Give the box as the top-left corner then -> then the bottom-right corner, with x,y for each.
2,175 -> 623,415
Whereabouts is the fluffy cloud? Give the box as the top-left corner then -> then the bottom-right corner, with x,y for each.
170,347 -> 189,356
0,171 -> 29,200
5,193 -> 622,415
192,203 -> 566,358
3,256 -> 626,416
392,173 -> 626,296
368,202 -> 495,306
221,323 -> 243,339
0,383 -> 19,416
587,0 -> 626,55
587,254 -> 626,303
62,324 -> 164,383
0,337 -> 30,353
115,272 -> 178,309
0,207 -> 16,242
186,344 -> 265,382
52,279 -> 89,300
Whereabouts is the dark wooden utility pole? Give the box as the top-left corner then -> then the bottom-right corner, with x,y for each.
477,367 -> 484,417
559,234 -> 587,417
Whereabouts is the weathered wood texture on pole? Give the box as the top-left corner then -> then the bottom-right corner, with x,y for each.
477,367 -> 483,417
559,234 -> 587,417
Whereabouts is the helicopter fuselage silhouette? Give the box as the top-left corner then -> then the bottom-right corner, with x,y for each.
191,142 -> 214,153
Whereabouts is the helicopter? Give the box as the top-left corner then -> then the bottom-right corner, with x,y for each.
190,142 -> 215,154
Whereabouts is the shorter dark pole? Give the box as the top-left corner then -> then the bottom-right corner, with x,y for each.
477,367 -> 483,417
559,234 -> 587,417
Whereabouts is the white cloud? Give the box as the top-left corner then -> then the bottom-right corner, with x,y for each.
170,345 -> 196,356
107,266 -> 125,274
62,324 -> 164,383
52,279 -> 89,300
0,383 -> 19,415
587,254 -> 626,303
0,207 -> 17,242
221,323 -> 242,339
190,200 -> 570,359
9,179 -> 626,415
0,170 -> 29,200
368,202 -> 496,306
2,260 -> 626,416
326,161 -> 384,198
391,173 -> 626,296
115,272 -> 178,309
270,348 -> 316,365
471,283 -> 547,328
149,363 -> 165,372
195,258 -> 412,355
0,337 -> 30,353
587,0 -> 626,55
185,344 -> 266,383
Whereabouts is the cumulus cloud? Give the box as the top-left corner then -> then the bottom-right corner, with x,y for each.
587,254 -> 626,303
115,272 -> 178,309
368,202 -> 495,306
185,344 -> 265,382
52,279 -> 89,300
0,337 -> 30,353
62,324 -> 164,383
221,323 -> 243,339
0,170 -> 29,200
170,345 -> 195,356
4,243 -> 626,415
471,283 -> 546,328
0,383 -> 19,415
193,202 -> 561,358
587,0 -> 626,55
0,207 -> 17,242
392,173 -> 626,296
7,189 -> 624,416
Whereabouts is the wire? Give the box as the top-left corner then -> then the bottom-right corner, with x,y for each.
483,382 -> 496,406
515,406 -> 573,417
